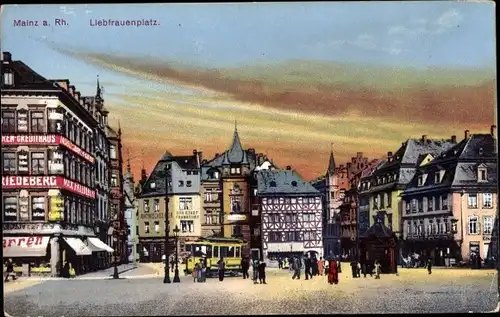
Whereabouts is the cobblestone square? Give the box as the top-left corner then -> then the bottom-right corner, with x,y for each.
4,267 -> 498,316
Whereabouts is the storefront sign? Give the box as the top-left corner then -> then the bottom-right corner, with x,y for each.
1,135 -> 95,164
140,213 -> 164,220
227,214 -> 247,222
177,210 -> 199,219
3,236 -> 46,248
49,195 -> 64,222
2,176 -> 96,199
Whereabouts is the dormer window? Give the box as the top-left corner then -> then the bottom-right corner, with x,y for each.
3,72 -> 14,86
434,171 -> 444,184
478,148 -> 484,156
477,164 -> 487,182
418,175 -> 423,186
291,181 -> 297,187
270,181 -> 277,187
150,182 -> 156,189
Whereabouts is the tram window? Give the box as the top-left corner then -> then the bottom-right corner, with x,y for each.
213,246 -> 219,258
236,247 -> 240,258
185,244 -> 192,253
192,244 -> 203,257
227,246 -> 235,258
220,246 -> 228,258
205,245 -> 213,258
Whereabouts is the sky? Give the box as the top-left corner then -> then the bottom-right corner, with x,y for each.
1,2 -> 497,180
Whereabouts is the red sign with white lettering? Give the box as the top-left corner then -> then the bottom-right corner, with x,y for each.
1,135 -> 95,164
2,176 -> 96,199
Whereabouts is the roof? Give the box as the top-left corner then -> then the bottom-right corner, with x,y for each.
359,222 -> 394,239
402,134 -> 497,195
327,151 -> 336,175
139,151 -> 200,197
257,169 -> 320,196
1,59 -> 60,91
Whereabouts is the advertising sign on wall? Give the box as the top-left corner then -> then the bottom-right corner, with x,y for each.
2,176 -> 96,199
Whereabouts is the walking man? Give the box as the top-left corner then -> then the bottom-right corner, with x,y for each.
258,260 -> 267,284
217,257 -> 225,281
304,254 -> 312,280
241,257 -> 250,279
426,258 -> 432,275
278,257 -> 283,270
292,256 -> 301,280
252,258 -> 260,284
4,258 -> 16,282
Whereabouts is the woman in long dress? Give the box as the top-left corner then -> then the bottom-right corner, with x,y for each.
327,259 -> 338,284
317,257 -> 325,276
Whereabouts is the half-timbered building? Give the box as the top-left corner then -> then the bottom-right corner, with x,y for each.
257,168 -> 323,261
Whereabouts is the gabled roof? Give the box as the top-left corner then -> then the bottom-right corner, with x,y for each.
359,221 -> 394,239
257,169 -> 320,196
227,128 -> 245,163
1,59 -> 60,91
402,134 -> 497,195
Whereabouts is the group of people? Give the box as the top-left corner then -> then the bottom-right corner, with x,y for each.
241,257 -> 267,284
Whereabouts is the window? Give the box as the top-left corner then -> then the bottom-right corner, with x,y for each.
179,197 -> 193,210
154,221 -> 160,233
111,174 -> 118,187
479,169 -> 487,181
427,197 -> 433,211
269,231 -> 281,242
438,219 -> 445,234
1,110 -> 15,132
31,196 -> 46,221
483,216 -> 493,235
483,193 -> 493,208
230,196 -> 241,213
2,152 -> 16,173
418,175 -> 424,186
178,181 -> 184,187
405,201 -> 410,213
204,190 -> 217,203
180,220 -> 194,233
303,213 -> 315,222
205,213 -> 213,225
467,194 -> 478,208
30,111 -> 45,133
144,221 -> 150,233
110,145 -> 117,159
441,195 -> 448,210
3,196 -> 18,221
468,216 -> 479,235
3,72 -> 14,85
236,168 -> 241,174
17,110 -> 28,132
143,200 -> 150,212
31,152 -> 45,174
232,225 -> 242,237
478,167 -> 488,182
434,172 -> 441,184
387,214 -> 393,230
387,193 -> 392,207
186,181 -> 192,187
153,199 -> 160,212
284,231 -> 300,242
373,196 -> 379,209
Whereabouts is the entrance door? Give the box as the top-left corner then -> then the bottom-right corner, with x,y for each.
483,243 -> 489,259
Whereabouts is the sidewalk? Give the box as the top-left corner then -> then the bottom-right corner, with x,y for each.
75,263 -> 139,279
4,278 -> 44,294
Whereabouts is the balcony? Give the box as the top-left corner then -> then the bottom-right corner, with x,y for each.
203,200 -> 220,206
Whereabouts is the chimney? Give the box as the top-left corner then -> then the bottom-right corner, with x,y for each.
357,152 -> 363,157
193,149 -> 197,155
140,168 -> 147,183
490,125 -> 496,138
464,130 -> 470,139
421,135 -> 428,142
451,135 -> 457,143
2,52 -> 12,62
387,151 -> 393,159
286,166 -> 291,170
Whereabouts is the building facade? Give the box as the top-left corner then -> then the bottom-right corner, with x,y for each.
137,150 -> 201,262
359,135 -> 456,262
123,160 -> 139,263
357,159 -> 384,238
401,128 -> 497,265
257,169 -> 323,262
1,52 -> 114,276
107,124 -> 126,263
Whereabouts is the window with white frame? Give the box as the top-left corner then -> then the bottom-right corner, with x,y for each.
179,197 -> 193,210
143,200 -> 150,212
205,213 -> 213,225
441,195 -> 448,209
110,174 -> 118,187
144,221 -> 150,233
3,72 -> 14,86
482,193 -> 493,208
427,197 -> 434,211
468,193 -> 478,208
483,216 -> 493,234
468,216 -> 479,235
478,167 -> 487,182
154,221 -> 160,233
153,199 -> 160,212
180,220 -> 194,233
110,145 -> 117,159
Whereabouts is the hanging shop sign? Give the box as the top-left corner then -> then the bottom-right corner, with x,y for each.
2,176 -> 96,199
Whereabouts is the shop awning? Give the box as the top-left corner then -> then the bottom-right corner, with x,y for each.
64,237 -> 92,256
3,236 -> 50,258
87,237 -> 114,253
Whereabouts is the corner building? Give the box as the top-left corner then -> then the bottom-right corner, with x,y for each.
1,52 -> 114,277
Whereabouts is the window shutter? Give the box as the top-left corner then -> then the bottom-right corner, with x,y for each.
477,219 -> 481,234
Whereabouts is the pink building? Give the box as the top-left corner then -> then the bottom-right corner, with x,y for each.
401,126 -> 497,266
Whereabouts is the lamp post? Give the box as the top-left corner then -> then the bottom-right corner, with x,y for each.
163,166 -> 171,284
173,224 -> 181,283
112,228 -> 119,279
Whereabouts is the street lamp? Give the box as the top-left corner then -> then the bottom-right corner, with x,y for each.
173,224 -> 181,283
163,166 -> 171,284
112,230 -> 119,279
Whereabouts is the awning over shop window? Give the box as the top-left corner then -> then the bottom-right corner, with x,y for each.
64,237 -> 92,256
3,236 -> 50,258
87,237 -> 114,253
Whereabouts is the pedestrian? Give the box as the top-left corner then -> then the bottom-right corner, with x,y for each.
304,254 -> 312,280
4,258 -> 16,282
278,257 -> 283,270
350,261 -> 358,278
170,257 -> 175,272
327,257 -> 339,285
357,261 -> 362,277
252,258 -> 260,284
317,257 -> 325,276
426,258 -> 432,275
374,260 -> 381,279
192,262 -> 199,283
292,256 -> 301,280
241,257 -> 250,279
217,257 -> 225,281
361,261 -> 367,278
311,255 -> 319,276
258,260 -> 267,284
289,257 -> 294,272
